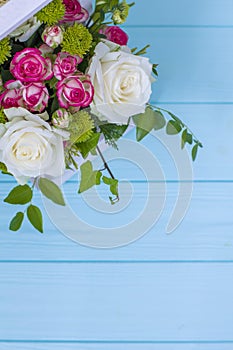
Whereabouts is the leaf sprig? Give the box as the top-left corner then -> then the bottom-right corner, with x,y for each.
133,105 -> 203,161
4,177 -> 66,233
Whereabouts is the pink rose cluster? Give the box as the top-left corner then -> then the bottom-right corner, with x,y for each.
61,0 -> 89,23
100,26 -> 129,46
0,47 -> 94,113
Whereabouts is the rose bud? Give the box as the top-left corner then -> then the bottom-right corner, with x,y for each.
42,25 -> 63,49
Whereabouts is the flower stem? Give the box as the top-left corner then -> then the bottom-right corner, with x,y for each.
96,145 -> 119,202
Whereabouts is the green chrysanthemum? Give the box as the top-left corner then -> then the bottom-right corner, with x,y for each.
69,110 -> 94,144
0,37 -> 11,65
36,0 -> 65,25
112,0 -> 130,24
61,23 -> 93,57
0,108 -> 7,124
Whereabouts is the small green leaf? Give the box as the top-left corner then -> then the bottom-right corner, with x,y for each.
78,161 -> 102,193
38,178 -> 65,206
166,120 -> 182,135
4,185 -> 33,205
9,212 -> 24,231
78,133 -> 100,158
192,143 -> 199,161
102,176 -> 119,196
167,112 -> 184,126
27,205 -> 43,233
133,107 -> 166,141
181,129 -> 193,149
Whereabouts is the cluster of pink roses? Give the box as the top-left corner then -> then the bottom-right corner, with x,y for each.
0,48 -> 94,113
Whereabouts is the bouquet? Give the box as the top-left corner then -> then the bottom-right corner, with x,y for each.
0,0 -> 202,233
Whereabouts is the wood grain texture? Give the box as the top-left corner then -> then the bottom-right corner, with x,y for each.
0,0 -> 232,348
0,182 -> 233,261
126,0 -> 233,26
0,263 -> 233,340
1,343 -> 233,350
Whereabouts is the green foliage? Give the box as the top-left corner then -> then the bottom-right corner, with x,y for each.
89,0 -> 134,33
38,177 -> 65,206
102,176 -> 119,203
77,133 -> 100,158
69,111 -> 94,144
78,160 -> 102,193
166,120 -> 182,135
133,107 -> 166,141
4,185 -> 33,205
9,212 -> 24,231
99,123 -> 128,148
155,106 -> 203,161
27,205 -> 43,233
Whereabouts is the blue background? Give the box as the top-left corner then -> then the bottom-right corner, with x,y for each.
1,0 -> 233,348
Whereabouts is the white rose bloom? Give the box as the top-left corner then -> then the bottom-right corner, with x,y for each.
0,108 -> 69,185
9,17 -> 41,42
87,40 -> 154,124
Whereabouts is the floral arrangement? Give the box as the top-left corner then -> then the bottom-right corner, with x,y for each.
0,0 -> 202,233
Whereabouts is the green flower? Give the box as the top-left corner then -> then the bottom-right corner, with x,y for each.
0,108 -> 7,124
61,24 -> 92,57
112,0 -> 130,24
69,110 -> 94,144
0,37 -> 11,65
36,0 -> 65,25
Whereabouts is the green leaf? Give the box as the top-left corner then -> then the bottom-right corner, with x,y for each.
27,205 -> 43,233
78,133 -> 100,158
102,176 -> 119,196
133,107 -> 166,141
4,185 -> 33,205
50,96 -> 59,115
1,69 -> 14,84
167,112 -> 184,126
78,161 -> 102,193
38,178 -> 65,206
192,143 -> 199,161
166,120 -> 182,135
9,212 -> 24,231
181,129 -> 193,149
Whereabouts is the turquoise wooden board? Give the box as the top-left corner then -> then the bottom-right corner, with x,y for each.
1,344 -> 233,350
1,182 -> 233,261
126,0 -> 233,26
1,263 -> 233,340
0,0 -> 232,348
124,27 -> 233,103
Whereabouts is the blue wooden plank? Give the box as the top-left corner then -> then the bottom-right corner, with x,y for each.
1,342 -> 233,350
126,0 -> 233,26
0,263 -> 233,340
0,182 -> 233,260
0,104 -> 232,183
124,28 -> 233,103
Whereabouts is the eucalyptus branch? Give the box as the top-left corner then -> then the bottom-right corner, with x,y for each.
156,106 -> 202,146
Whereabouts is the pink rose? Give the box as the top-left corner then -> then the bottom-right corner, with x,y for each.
57,73 -> 94,109
100,26 -> 129,46
61,0 -> 89,23
42,25 -> 63,49
53,52 -> 82,80
22,82 -> 49,112
0,80 -> 24,109
10,48 -> 53,83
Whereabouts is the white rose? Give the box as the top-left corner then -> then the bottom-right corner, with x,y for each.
9,17 -> 41,42
87,40 -> 154,124
0,107 -> 69,184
